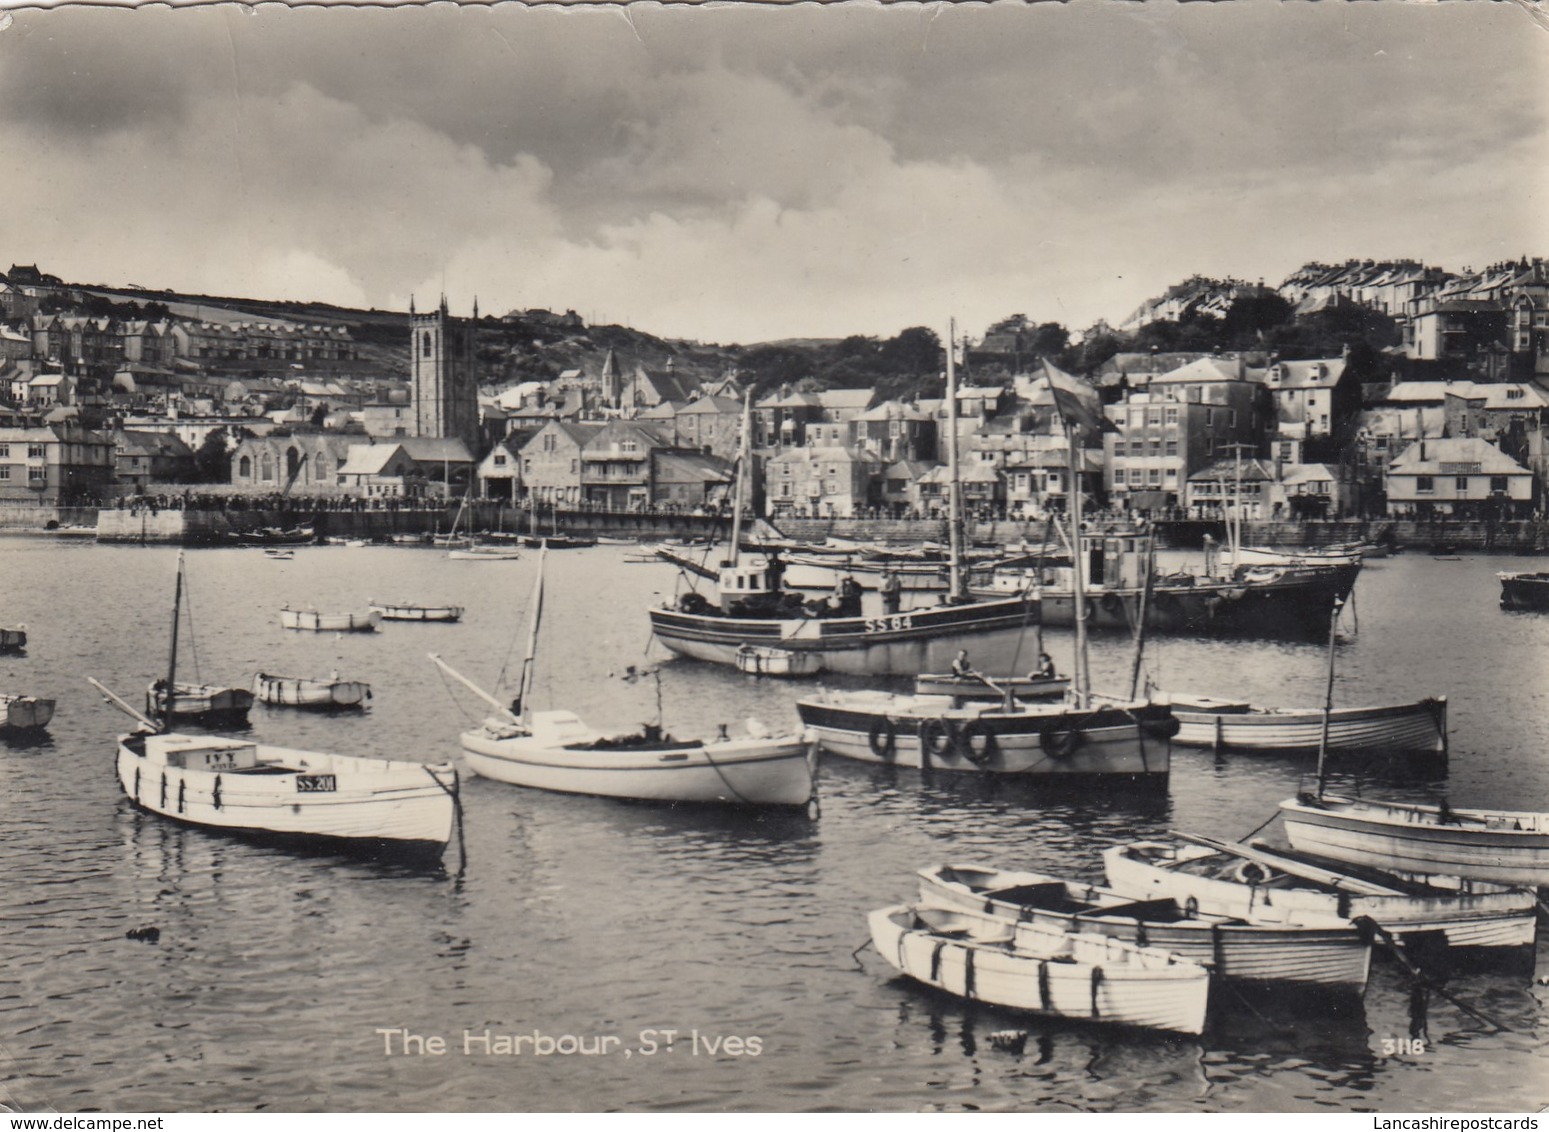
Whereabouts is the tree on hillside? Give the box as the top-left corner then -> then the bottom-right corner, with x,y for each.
880,327 -> 943,376
1220,293 -> 1295,345
736,346 -> 813,397
1032,322 -> 1070,358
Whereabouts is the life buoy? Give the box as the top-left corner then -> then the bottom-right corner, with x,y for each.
1039,718 -> 1085,759
1099,592 -> 1124,619
920,717 -> 958,760
957,718 -> 998,768
868,716 -> 898,761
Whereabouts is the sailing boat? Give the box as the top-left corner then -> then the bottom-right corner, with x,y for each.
796,356 -> 1176,783
445,494 -> 521,560
431,549 -> 817,807
1279,600 -> 1549,886
146,552 -> 255,727
647,348 -> 1040,678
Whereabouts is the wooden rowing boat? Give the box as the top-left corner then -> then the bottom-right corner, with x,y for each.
1162,693 -> 1447,757
279,608 -> 382,633
369,602 -> 465,623
0,626 -> 26,652
1498,572 -> 1549,611
1102,838 -> 1538,951
254,672 -> 371,710
1280,793 -> 1549,887
734,644 -> 824,677
912,672 -> 1069,702
146,680 -> 255,726
917,863 -> 1371,991
868,903 -> 1211,1035
0,693 -> 54,731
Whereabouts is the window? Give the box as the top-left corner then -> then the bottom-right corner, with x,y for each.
493,454 -> 507,467
422,331 -> 432,357
1128,468 -> 1144,485
780,483 -> 792,499
1228,410 -> 1237,428
1149,439 -> 1161,455
28,466 -> 45,482
1416,475 -> 1434,494
1204,408 -> 1214,426
28,444 -> 45,459
1455,476 -> 1469,492
523,459 -> 532,474
1491,476 -> 1509,493
1148,468 -> 1162,485
571,459 -> 578,473
1165,440 -> 1178,457
238,456 -> 252,478
0,445 -> 7,458
1164,407 -> 1179,425
0,467 -> 9,480
542,434 -> 556,453
622,440 -> 638,454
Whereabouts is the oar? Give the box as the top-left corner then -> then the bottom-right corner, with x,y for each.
1354,916 -> 1511,1033
1171,830 -> 1403,896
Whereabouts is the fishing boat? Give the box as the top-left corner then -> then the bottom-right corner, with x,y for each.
430,550 -> 817,807
0,693 -> 55,731
867,902 -> 1211,1035
145,555 -> 254,727
1162,693 -> 1447,758
795,690 -> 1174,782
734,644 -> 824,677
648,356 -> 1038,677
369,602 -> 465,623
1102,837 -> 1538,951
254,671 -> 371,710
1498,572 -> 1549,611
0,625 -> 25,652
100,712 -> 456,861
279,607 -> 382,633
1279,793 -> 1549,888
917,863 -> 1372,992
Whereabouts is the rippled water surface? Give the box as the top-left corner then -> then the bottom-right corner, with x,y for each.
1,540 -> 1546,1112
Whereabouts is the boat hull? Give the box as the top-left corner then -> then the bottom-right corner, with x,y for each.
0,695 -> 55,730
254,674 -> 371,709
147,683 -> 255,726
116,733 -> 455,860
369,604 -> 465,623
1499,573 -> 1549,611
1169,698 -> 1447,756
868,905 -> 1210,1036
918,864 -> 1371,991
280,609 -> 382,632
649,596 -> 1039,677
0,627 -> 26,652
1281,796 -> 1549,887
1102,843 -> 1538,951
459,728 -> 815,807
796,694 -> 1172,781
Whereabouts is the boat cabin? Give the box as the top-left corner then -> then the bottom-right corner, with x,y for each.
717,553 -> 778,601
136,733 -> 261,772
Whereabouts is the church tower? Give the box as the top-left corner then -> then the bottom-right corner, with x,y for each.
409,295 -> 479,453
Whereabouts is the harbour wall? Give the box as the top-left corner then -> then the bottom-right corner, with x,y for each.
81,505 -> 1549,552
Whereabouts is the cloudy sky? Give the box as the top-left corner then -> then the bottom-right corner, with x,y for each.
0,1 -> 1543,343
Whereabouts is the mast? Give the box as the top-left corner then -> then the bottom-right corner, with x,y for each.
1066,419 -> 1091,708
1128,530 -> 1157,700
514,546 -> 547,722
946,318 -> 965,601
727,391 -> 752,569
1314,596 -> 1345,798
162,551 -> 184,723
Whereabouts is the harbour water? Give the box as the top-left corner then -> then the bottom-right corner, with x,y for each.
1,540 -> 1547,1113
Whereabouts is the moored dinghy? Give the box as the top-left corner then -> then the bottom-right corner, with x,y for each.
867,903 -> 1211,1036
1162,693 -> 1448,759
369,602 -> 464,623
254,671 -> 371,709
1279,793 -> 1549,888
280,607 -> 382,633
0,625 -> 26,652
0,693 -> 55,731
1102,837 -> 1538,951
917,863 -> 1372,992
147,680 -> 255,727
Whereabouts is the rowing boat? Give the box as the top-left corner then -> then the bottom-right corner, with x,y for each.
279,608 -> 382,633
1162,693 -> 1447,758
254,672 -> 371,710
868,903 -> 1211,1035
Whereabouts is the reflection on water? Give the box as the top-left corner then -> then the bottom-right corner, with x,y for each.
0,542 -> 1546,1111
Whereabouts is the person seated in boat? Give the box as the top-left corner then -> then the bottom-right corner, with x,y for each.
1032,652 -> 1057,680
951,649 -> 973,678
